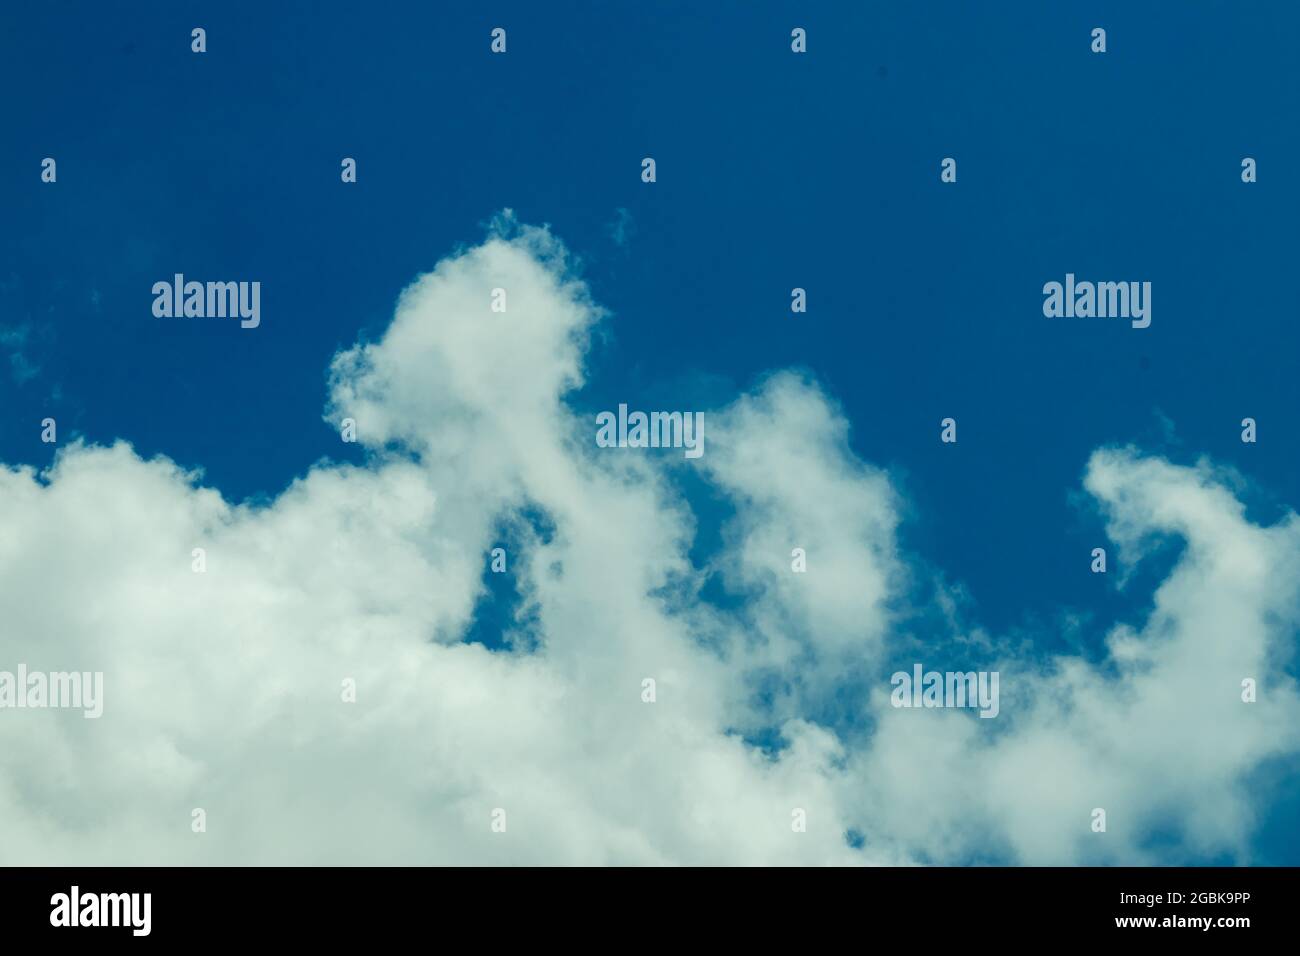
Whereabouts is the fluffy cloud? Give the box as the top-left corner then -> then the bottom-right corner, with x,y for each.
0,215 -> 1296,865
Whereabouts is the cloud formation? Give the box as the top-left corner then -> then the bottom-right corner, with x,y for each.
1,215 -> 1296,865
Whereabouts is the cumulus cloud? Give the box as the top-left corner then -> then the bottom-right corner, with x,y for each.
0,214 -> 1296,865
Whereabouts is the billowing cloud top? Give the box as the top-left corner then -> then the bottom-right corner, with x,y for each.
2,214 -> 1297,865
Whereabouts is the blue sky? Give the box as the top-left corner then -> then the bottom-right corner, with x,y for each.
1,2 -> 1298,865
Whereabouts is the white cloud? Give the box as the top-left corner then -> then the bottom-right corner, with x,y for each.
0,215 -> 1296,865
843,451 -> 1300,865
